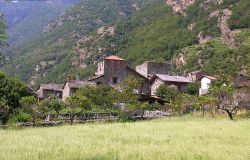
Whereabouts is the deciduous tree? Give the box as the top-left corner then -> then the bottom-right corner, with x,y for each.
19,96 -> 40,126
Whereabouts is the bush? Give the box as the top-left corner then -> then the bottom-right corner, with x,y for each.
16,112 -> 32,123
7,112 -> 32,125
118,112 -> 135,122
187,83 -> 199,95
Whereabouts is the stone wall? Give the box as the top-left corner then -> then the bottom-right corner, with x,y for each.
136,62 -> 171,78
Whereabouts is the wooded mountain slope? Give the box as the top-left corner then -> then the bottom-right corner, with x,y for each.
4,0 -> 250,87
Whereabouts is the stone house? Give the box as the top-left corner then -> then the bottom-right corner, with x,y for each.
136,61 -> 171,79
150,74 -> 192,95
89,55 -> 150,95
37,84 -> 64,100
199,75 -> 217,95
62,80 -> 96,101
188,70 -> 208,82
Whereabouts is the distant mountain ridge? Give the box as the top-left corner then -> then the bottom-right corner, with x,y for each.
0,0 -> 79,46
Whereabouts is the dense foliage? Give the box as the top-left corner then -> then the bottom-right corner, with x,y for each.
0,72 -> 30,124
0,14 -> 7,48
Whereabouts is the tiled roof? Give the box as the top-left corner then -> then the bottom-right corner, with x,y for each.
104,55 -> 125,61
155,74 -> 192,83
39,84 -> 64,91
204,75 -> 217,80
66,81 -> 96,89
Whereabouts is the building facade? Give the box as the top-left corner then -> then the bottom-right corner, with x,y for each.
188,70 -> 208,82
37,84 -> 64,100
199,76 -> 217,95
150,74 -> 192,95
62,81 -> 96,101
136,61 -> 171,78
89,55 -> 150,95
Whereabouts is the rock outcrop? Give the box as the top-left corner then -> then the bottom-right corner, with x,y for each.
165,0 -> 196,14
197,31 -> 213,44
97,26 -> 115,37
218,9 -> 236,48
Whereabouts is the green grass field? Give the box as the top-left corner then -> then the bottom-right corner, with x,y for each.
0,117 -> 250,160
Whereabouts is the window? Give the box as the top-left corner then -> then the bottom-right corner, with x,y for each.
112,77 -> 118,84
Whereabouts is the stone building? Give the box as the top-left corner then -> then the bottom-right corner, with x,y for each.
150,74 -> 192,95
136,61 -> 171,79
89,55 -> 150,95
37,84 -> 64,100
188,70 -> 208,82
62,80 -> 96,101
199,75 -> 217,95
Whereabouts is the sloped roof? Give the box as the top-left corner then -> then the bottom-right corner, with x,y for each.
190,70 -> 207,75
39,84 -> 64,91
64,81 -> 96,89
88,74 -> 105,81
155,74 -> 192,83
204,75 -> 217,80
104,55 -> 125,61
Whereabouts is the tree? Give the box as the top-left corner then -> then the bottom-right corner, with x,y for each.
119,76 -> 143,114
168,93 -> 194,115
41,97 -> 65,121
19,96 -> 40,126
187,83 -> 199,95
0,13 -> 7,48
194,95 -> 218,117
77,85 -> 118,110
0,98 -> 9,125
209,84 -> 237,120
156,84 -> 178,102
65,94 -> 90,125
0,72 -> 30,124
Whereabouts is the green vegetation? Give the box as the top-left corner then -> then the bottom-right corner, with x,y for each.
4,0 -> 250,85
0,117 -> 250,160
156,84 -> 178,102
0,14 -> 7,48
0,1 -> 77,46
229,0 -> 250,29
4,0 -> 160,86
0,72 -> 30,124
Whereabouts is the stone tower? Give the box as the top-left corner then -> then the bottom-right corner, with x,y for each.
96,55 -> 127,85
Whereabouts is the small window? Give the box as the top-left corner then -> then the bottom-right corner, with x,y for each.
112,77 -> 118,84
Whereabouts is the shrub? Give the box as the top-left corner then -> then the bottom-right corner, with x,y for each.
15,112 -> 32,122
118,112 -> 135,122
187,83 -> 199,95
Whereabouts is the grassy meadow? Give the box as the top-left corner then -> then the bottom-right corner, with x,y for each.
0,117 -> 250,160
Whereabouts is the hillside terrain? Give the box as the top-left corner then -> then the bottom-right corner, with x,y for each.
3,0 -> 250,87
0,0 -> 78,46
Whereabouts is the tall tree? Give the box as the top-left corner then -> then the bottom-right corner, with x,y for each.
0,72 -> 29,124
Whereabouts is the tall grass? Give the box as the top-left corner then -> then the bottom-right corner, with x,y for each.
0,117 -> 249,160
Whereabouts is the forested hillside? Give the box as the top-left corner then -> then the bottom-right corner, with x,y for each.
3,0 -> 250,87
0,0 -> 78,46
4,0 -> 161,87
